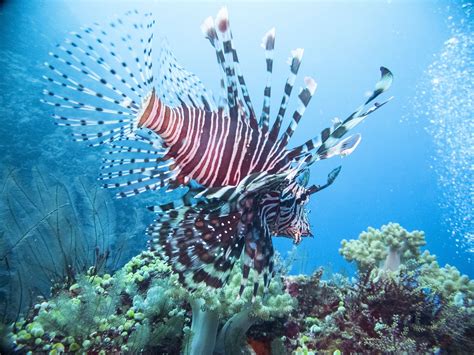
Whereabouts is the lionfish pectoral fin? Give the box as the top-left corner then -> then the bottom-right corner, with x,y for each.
296,168 -> 311,187
98,131 -> 183,198
44,11 -> 157,146
318,133 -> 362,160
240,221 -> 275,302
364,66 -> 394,105
327,166 -> 342,185
195,170 -> 286,203
308,166 -> 342,195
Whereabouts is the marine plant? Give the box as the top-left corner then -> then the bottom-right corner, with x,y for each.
0,167 -> 143,323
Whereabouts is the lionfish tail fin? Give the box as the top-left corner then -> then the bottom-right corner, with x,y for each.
43,10 -> 156,146
291,67 -> 393,164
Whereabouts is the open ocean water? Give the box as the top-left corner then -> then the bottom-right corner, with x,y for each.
0,0 -> 472,353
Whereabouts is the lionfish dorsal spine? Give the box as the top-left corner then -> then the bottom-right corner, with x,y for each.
201,16 -> 231,115
268,48 -> 304,142
259,27 -> 276,132
279,76 -> 318,148
215,7 -> 240,112
290,66 -> 394,165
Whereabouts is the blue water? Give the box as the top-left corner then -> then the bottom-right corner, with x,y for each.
1,0 -> 472,283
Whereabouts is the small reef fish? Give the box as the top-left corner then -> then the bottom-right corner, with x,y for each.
42,8 -> 393,299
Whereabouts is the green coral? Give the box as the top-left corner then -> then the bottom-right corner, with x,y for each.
180,260 -> 295,354
9,251 -> 186,353
339,223 -> 474,309
419,260 -> 474,308
339,222 -> 425,272
8,250 -> 294,354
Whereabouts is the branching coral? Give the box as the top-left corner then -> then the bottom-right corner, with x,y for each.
175,259 -> 295,355
280,223 -> 474,354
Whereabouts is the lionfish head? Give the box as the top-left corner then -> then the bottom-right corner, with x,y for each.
273,181 -> 313,244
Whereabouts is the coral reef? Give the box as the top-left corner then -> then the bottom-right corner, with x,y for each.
340,223 -> 474,308
8,251 -> 294,354
6,223 -> 474,354
282,223 -> 474,353
339,222 -> 426,272
9,252 -> 186,353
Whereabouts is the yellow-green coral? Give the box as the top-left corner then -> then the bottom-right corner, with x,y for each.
9,250 -> 294,353
339,223 -> 426,271
340,223 -> 473,311
419,261 -> 474,308
9,251 -> 186,353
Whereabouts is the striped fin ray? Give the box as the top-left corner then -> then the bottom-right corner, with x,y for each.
259,28 -> 276,131
215,7 -> 239,111
156,40 -> 216,111
290,67 -> 394,164
110,13 -> 152,91
269,48 -> 304,141
307,166 -> 342,195
215,7 -> 258,122
202,7 -> 257,121
43,10 -> 156,146
238,209 -> 275,301
148,206 -> 246,291
201,16 -> 230,114
146,185 -> 209,220
195,169 -> 290,204
98,132 -> 179,198
279,76 -> 317,147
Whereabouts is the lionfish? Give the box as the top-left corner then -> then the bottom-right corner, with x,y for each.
43,8 -> 393,298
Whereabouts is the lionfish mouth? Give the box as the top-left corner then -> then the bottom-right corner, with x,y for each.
275,228 -> 313,244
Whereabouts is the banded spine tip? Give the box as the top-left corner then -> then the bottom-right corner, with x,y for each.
201,16 -> 217,40
304,76 -> 317,95
216,6 -> 229,33
261,27 -> 276,50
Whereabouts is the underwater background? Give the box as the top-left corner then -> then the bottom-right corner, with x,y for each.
0,0 -> 473,353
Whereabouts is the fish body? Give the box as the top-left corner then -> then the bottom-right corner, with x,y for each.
136,93 -> 290,187
43,8 -> 393,297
